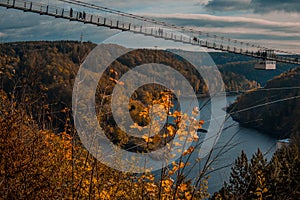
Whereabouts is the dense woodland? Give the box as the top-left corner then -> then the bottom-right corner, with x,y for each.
0,41 -> 258,132
228,66 -> 300,140
0,41 -> 299,199
0,41 -> 96,131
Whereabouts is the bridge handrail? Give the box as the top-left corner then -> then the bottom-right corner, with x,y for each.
0,0 -> 300,65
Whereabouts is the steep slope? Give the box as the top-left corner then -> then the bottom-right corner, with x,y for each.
228,67 -> 300,138
0,41 -> 96,130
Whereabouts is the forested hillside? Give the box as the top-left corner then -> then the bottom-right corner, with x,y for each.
0,41 -> 96,131
228,66 -> 300,139
0,41 -> 258,131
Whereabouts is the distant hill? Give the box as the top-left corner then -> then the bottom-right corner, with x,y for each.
227,66 -> 300,138
168,51 -> 297,86
209,52 -> 298,86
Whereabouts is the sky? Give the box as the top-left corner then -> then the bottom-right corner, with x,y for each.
0,0 -> 300,53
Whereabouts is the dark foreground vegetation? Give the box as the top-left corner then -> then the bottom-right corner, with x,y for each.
212,146 -> 300,200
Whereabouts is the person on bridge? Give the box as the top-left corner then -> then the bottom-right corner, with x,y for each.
70,8 -> 73,18
83,11 -> 86,20
158,28 -> 163,36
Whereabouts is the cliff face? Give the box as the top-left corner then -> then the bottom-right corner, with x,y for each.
227,67 -> 300,138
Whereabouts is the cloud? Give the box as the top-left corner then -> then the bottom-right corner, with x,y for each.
246,39 -> 300,54
0,7 -> 116,43
205,0 -> 251,12
205,0 -> 300,13
142,13 -> 300,53
1,1 -> 299,53
149,13 -> 300,29
251,0 -> 300,13
0,10 -> 40,30
81,0 -> 200,13
188,27 -> 300,38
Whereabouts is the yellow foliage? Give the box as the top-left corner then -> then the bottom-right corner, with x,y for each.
0,88 -> 210,199
142,135 -> 153,143
178,183 -> 188,192
167,125 -> 176,136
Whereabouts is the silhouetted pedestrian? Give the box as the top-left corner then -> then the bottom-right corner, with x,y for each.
83,11 -> 86,20
158,28 -> 163,36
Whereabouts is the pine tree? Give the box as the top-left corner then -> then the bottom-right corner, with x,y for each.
267,145 -> 300,199
211,149 -> 270,200
248,149 -> 271,199
228,151 -> 251,199
212,146 -> 300,200
211,151 -> 251,200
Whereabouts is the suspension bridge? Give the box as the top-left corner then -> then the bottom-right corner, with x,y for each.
1,0 -> 300,66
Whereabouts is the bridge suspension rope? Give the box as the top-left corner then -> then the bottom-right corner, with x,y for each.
56,0 -> 300,58
1,0 -> 300,65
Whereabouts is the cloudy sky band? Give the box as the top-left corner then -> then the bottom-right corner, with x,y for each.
0,0 -> 299,53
